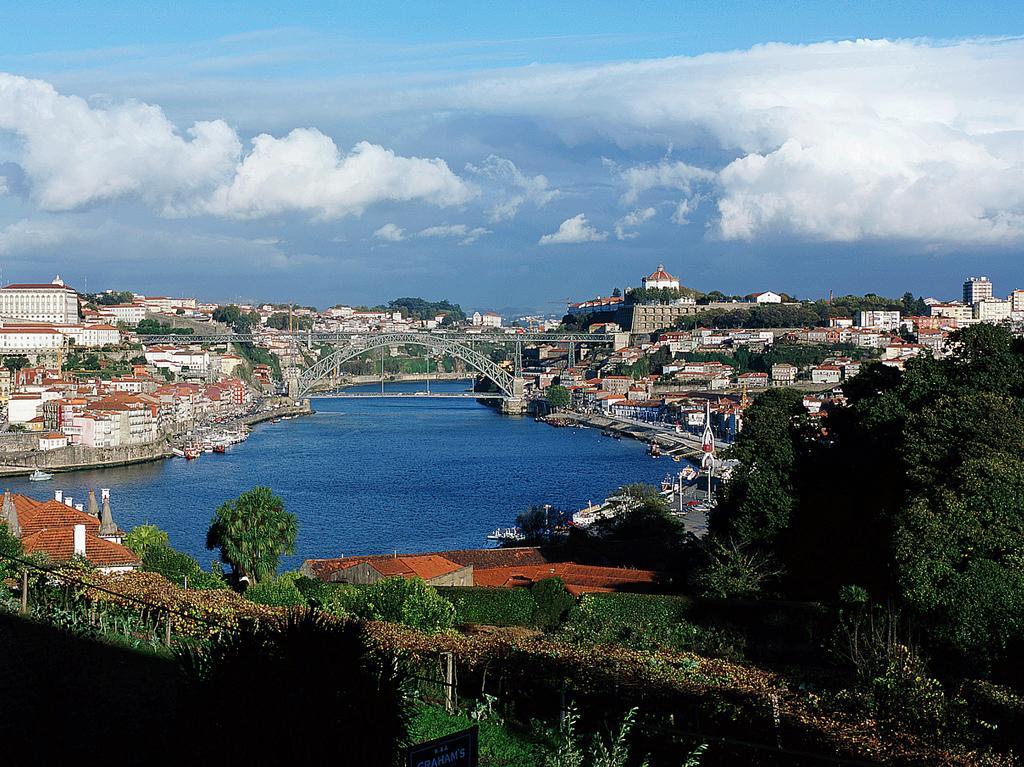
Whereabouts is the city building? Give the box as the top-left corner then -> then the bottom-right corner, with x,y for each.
963,276 -> 993,305
749,291 -> 783,304
856,310 -> 902,331
771,363 -> 798,385
642,264 -> 680,290
973,298 -> 1012,323
1011,290 -> 1024,314
811,365 -> 842,384
0,276 -> 79,324
930,303 -> 973,322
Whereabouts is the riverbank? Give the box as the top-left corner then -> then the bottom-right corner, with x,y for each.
0,441 -> 173,477
0,399 -> 316,478
548,411 -> 720,461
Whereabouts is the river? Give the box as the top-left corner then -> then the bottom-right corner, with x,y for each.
4,380 -> 670,570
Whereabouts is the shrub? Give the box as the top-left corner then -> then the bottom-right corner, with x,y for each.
411,703 -> 546,767
142,544 -> 226,590
437,586 -> 536,627
531,578 -> 575,631
246,574 -> 307,607
293,575 -> 333,607
341,577 -> 456,634
562,593 -> 689,649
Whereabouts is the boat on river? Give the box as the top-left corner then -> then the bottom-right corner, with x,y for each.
29,469 -> 53,482
487,527 -> 524,543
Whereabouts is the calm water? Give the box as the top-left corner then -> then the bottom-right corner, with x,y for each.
5,381 -> 669,569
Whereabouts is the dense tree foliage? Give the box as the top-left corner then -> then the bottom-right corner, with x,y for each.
545,384 -> 571,409
675,292 -> 930,331
677,343 -> 870,376
266,312 -> 313,330
2,355 -> 29,372
707,325 -> 1024,677
213,304 -> 261,333
625,285 -> 701,304
135,318 -> 193,335
123,524 -> 169,559
386,297 -> 465,322
206,486 -> 298,584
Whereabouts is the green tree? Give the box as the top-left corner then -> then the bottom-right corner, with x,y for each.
709,388 -> 808,550
585,484 -> 689,571
143,543 -> 226,589
531,577 -> 575,630
0,521 -> 23,579
2,355 -> 29,372
123,524 -> 169,559
206,487 -> 297,584
545,385 -> 571,410
338,576 -> 456,633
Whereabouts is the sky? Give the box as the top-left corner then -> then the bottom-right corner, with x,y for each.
0,1 -> 1022,314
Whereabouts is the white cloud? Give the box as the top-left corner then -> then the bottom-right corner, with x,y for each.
614,207 -> 657,240
465,155 -> 558,222
417,224 -> 491,244
456,39 -> 1024,244
205,131 -> 476,220
538,214 -> 608,245
0,73 -> 476,220
373,223 -> 405,241
619,161 -> 716,205
0,72 -> 240,212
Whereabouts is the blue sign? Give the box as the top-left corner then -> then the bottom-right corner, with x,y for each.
405,725 -> 478,767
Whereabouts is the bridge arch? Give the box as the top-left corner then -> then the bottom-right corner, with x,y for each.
294,332 -> 518,398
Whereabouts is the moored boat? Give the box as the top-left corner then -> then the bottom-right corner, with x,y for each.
29,469 -> 53,481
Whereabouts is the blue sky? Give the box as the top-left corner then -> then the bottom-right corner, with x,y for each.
1,2 -> 1023,313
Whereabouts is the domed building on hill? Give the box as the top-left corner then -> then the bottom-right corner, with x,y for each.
642,264 -> 680,291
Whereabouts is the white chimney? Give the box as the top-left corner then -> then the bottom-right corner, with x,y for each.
55,489 -> 63,503
101,488 -> 110,502
75,503 -> 84,512
73,524 -> 86,558
64,496 -> 73,507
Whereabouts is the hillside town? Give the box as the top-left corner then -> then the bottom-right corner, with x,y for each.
1,269 -> 1022,460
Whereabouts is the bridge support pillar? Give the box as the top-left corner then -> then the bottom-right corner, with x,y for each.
501,397 -> 527,415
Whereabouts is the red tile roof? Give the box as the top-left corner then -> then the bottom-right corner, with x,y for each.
22,529 -> 139,567
304,554 -> 464,582
15,498 -> 100,538
473,562 -> 658,595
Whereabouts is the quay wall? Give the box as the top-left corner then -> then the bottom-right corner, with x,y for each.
0,441 -> 173,476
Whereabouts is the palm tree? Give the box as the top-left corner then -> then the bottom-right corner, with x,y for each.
206,486 -> 297,584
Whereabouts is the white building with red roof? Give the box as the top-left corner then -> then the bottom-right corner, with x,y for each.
2,489 -> 139,573
641,264 -> 680,290
0,275 -> 79,324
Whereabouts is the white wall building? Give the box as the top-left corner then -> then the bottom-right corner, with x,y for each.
856,310 -> 902,331
97,305 -> 146,325
750,291 -> 783,304
974,298 -> 1012,323
963,276 -> 993,305
0,276 -> 79,324
0,327 -> 65,353
641,265 -> 680,290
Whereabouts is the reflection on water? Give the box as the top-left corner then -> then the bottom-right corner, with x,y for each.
5,381 -> 668,569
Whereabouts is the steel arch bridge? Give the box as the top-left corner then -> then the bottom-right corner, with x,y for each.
293,332 -> 520,399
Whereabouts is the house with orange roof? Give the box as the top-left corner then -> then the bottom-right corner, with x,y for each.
1,489 -> 138,573
301,553 -> 472,586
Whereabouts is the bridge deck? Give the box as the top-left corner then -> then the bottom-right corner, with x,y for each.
311,391 -> 507,399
